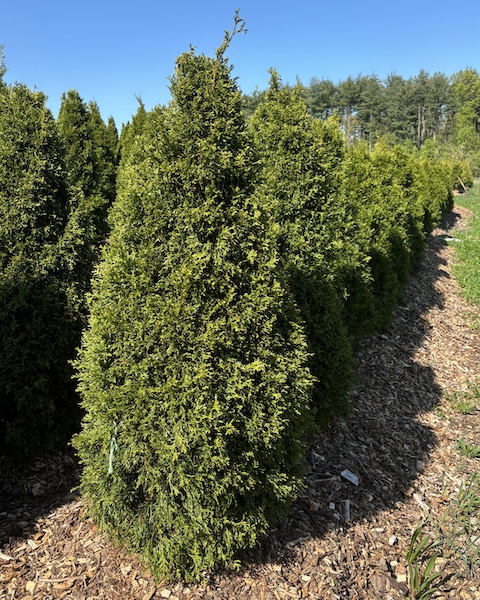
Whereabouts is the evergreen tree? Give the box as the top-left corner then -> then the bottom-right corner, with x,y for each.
117,98 -> 147,165
73,19 -> 314,581
106,116 -> 120,165
0,84 -> 79,456
306,77 -> 337,119
88,101 -> 118,206
0,45 -> 6,87
57,90 -> 99,199
242,86 -> 267,119
249,72 -> 362,422
383,74 -> 416,142
356,74 -> 385,147
337,76 -> 359,144
427,72 -> 449,140
449,69 -> 480,173
57,91 -> 114,317
339,141 -> 427,329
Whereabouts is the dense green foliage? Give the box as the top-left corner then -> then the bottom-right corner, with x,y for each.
88,101 -> 118,207
57,90 -> 118,317
249,72 -> 357,422
117,99 -> 148,165
0,30 -> 467,578
73,32 -> 314,581
0,84 -> 80,456
339,141 -> 453,330
244,68 -> 480,173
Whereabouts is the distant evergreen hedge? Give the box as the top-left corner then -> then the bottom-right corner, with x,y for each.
339,141 -> 454,331
0,84 -> 80,456
73,30 -> 314,581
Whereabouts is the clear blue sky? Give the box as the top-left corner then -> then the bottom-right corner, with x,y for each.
1,0 -> 478,128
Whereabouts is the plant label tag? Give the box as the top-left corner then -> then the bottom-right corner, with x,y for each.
341,469 -> 359,486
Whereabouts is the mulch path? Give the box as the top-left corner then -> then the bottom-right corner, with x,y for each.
1,204 -> 479,599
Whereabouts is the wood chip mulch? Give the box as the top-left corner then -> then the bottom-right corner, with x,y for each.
1,204 -> 479,600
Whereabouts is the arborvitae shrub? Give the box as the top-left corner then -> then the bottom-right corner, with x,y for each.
249,73 -> 359,421
451,159 -> 474,190
73,30 -> 314,582
340,141 -> 454,331
117,100 -> 148,166
412,157 -> 453,234
339,142 -> 412,329
88,101 -> 118,208
0,84 -> 80,456
57,91 -> 115,319
57,90 -> 100,200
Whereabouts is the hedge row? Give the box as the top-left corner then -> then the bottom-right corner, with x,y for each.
0,83 -> 117,457
72,38 -> 461,582
0,31 -> 467,580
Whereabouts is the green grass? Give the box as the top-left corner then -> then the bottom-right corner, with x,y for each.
409,180 -> 480,595
451,180 -> 480,306
444,382 -> 479,415
455,437 -> 480,459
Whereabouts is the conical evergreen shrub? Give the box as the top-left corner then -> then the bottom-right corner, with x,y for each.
88,101 -> 118,208
57,90 -> 116,319
249,73 -> 359,422
339,141 -> 437,330
117,99 -> 148,165
0,84 -> 80,456
73,24 -> 314,581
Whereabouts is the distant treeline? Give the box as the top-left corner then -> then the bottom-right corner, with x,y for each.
244,68 -> 480,172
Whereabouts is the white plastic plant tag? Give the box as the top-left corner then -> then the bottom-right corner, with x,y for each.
340,469 -> 359,486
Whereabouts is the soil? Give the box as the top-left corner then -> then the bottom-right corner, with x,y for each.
1,204 -> 479,600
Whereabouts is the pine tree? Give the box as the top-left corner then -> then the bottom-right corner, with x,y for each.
73,19 -> 314,581
0,84 -> 79,456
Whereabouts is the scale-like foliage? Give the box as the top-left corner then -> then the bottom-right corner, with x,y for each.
88,101 -> 118,207
249,73 -> 359,421
74,32 -> 314,581
339,142 -> 413,328
0,84 -> 79,456
57,91 -> 116,319
340,141 -> 453,330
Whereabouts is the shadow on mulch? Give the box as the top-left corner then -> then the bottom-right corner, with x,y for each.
0,445 -> 81,547
252,227 -> 454,566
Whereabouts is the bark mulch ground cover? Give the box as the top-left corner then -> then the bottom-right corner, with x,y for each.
1,203 -> 479,599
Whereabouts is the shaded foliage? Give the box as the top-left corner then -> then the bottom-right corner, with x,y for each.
0,84 -> 80,457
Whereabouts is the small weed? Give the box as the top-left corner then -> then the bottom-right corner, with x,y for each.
434,405 -> 448,421
433,474 -> 480,579
465,310 -> 480,331
455,437 -> 480,459
444,384 -> 478,415
406,521 -> 442,600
